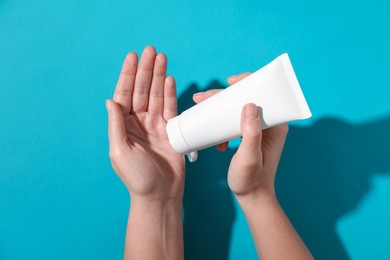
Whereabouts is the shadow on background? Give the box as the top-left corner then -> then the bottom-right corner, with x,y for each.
181,82 -> 236,260
276,115 -> 390,259
181,81 -> 390,260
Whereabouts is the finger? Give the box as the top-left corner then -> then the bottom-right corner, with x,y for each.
148,53 -> 167,115
163,76 -> 178,121
236,103 -> 263,167
262,124 -> 289,164
106,99 -> 128,151
192,89 -> 223,103
113,52 -> 138,115
217,141 -> 229,152
132,46 -> 156,113
227,72 -> 252,85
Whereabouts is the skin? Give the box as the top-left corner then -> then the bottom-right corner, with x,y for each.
107,47 -> 313,259
106,46 -> 185,260
193,73 -> 313,260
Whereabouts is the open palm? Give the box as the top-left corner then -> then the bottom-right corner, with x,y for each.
107,46 -> 185,201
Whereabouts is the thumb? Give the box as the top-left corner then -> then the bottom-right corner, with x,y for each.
106,99 -> 127,150
236,103 -> 263,166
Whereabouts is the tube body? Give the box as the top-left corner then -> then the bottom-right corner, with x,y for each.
166,53 -> 312,155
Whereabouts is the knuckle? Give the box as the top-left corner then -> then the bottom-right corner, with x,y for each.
115,88 -> 132,97
252,125 -> 262,136
109,147 -> 125,161
133,86 -> 149,95
243,160 -> 259,172
150,90 -> 164,98
236,153 -> 261,172
246,122 -> 262,137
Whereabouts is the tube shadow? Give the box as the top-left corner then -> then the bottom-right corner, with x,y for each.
180,80 -> 390,260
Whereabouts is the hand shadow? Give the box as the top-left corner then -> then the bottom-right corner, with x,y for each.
180,80 -> 390,260
180,81 -> 236,260
276,116 -> 390,259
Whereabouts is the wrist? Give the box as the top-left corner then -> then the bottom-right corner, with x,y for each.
130,196 -> 183,215
126,196 -> 184,260
235,187 -> 278,211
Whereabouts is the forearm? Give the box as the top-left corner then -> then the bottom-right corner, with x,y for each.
124,198 -> 184,260
237,191 -> 313,260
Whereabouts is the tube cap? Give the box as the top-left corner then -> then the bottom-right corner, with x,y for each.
166,117 -> 193,154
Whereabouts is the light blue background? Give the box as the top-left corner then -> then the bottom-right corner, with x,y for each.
1,0 -> 389,259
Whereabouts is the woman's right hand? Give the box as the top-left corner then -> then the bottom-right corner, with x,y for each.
194,73 -> 312,260
192,73 -> 288,201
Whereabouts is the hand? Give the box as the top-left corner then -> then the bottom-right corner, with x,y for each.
107,46 -> 185,202
192,73 -> 288,200
194,74 -> 312,259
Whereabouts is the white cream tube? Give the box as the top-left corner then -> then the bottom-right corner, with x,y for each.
166,53 -> 311,161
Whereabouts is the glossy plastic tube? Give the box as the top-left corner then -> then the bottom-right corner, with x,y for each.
166,53 -> 311,161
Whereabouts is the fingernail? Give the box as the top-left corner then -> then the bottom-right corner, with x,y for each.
106,100 -> 111,112
228,75 -> 237,80
245,104 -> 258,119
156,53 -> 166,64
